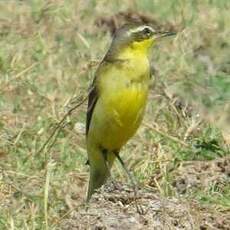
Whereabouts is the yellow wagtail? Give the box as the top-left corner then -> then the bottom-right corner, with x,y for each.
86,24 -> 175,201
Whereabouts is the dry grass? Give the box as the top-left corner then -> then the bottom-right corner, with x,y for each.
0,0 -> 229,229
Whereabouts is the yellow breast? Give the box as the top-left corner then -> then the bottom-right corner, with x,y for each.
106,83 -> 148,127
96,80 -> 148,150
88,48 -> 151,150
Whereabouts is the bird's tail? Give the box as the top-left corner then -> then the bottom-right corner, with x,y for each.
86,146 -> 115,201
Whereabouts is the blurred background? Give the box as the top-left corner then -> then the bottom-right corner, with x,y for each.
0,0 -> 229,228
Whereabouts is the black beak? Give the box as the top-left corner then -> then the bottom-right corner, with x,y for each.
155,31 -> 177,39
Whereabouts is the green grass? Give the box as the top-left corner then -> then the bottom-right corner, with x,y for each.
197,184 -> 230,210
0,0 -> 230,228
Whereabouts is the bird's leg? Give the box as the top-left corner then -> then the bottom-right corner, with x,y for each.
113,151 -> 145,214
113,151 -> 138,194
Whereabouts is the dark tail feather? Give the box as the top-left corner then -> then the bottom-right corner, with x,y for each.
86,149 -> 115,201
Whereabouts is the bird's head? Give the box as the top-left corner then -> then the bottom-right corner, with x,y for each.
107,24 -> 176,59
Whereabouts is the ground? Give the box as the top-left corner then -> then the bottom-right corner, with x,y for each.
0,1 -> 229,229
58,156 -> 230,230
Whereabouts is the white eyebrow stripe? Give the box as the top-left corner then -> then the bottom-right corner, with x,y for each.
127,26 -> 155,36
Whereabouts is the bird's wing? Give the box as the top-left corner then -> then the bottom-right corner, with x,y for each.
86,58 -> 121,135
86,80 -> 98,136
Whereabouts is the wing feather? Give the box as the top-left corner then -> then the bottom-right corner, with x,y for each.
86,82 -> 98,136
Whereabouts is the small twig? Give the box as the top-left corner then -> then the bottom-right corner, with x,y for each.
44,160 -> 55,230
144,122 -> 189,147
51,203 -> 85,228
183,118 -> 202,141
1,63 -> 38,92
36,94 -> 87,156
1,172 -> 43,201
14,63 -> 38,80
77,32 -> 90,49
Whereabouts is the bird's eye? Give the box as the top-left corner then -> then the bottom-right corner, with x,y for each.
142,27 -> 152,36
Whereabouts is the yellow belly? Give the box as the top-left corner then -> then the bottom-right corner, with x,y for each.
88,83 -> 148,151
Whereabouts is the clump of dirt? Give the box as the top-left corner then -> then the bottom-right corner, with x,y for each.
60,182 -> 230,230
172,156 -> 230,194
95,11 -> 177,35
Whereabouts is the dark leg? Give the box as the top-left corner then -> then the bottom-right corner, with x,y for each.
113,151 -> 137,192
112,151 -> 145,214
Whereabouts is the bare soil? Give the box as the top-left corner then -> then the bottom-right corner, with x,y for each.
60,157 -> 230,230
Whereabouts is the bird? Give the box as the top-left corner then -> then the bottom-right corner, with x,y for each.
86,24 -> 175,201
